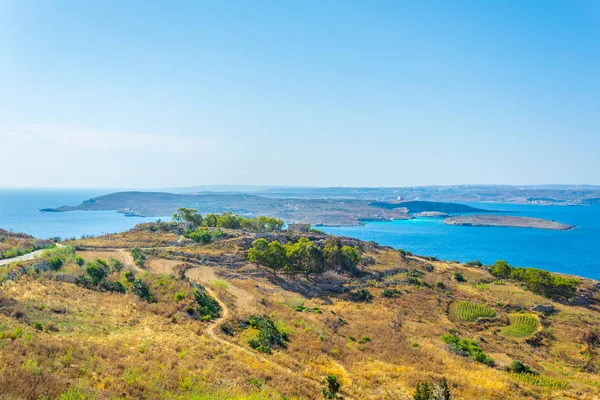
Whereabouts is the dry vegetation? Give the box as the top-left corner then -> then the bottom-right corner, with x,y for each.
2,225 -> 600,399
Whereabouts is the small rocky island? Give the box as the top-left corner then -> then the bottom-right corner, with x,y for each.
444,215 -> 575,230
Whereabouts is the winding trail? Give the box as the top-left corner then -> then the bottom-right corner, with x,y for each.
142,257 -> 356,399
0,249 -> 44,266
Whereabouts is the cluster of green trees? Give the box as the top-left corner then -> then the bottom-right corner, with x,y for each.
490,260 -> 579,300
75,258 -> 154,301
248,237 -> 361,277
173,208 -> 284,231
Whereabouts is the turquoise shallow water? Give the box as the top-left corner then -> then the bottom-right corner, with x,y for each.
320,202 -> 600,280
1,190 -> 599,280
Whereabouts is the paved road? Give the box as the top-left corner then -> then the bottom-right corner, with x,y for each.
0,249 -> 45,266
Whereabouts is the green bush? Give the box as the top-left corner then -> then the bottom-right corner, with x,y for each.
322,374 -> 342,399
99,280 -> 126,293
131,248 -> 145,267
247,315 -> 288,353
382,289 -> 403,298
490,260 -> 579,300
408,269 -> 425,278
454,272 -> 466,282
441,333 -> 494,367
187,229 -> 212,244
131,279 -> 154,302
193,288 -> 221,319
85,261 -> 108,284
508,360 -> 538,375
348,289 -> 373,302
48,256 -> 63,271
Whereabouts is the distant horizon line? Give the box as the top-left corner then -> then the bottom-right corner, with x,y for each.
1,184 -> 600,192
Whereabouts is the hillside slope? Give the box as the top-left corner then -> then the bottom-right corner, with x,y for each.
1,224 -> 600,399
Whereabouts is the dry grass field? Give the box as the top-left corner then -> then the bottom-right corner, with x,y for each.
2,226 -> 600,399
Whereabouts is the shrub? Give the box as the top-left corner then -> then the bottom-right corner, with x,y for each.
187,229 -> 212,244
465,259 -> 483,267
348,289 -> 373,302
441,333 -> 494,367
131,248 -> 145,267
131,279 -> 154,302
48,256 -> 63,271
508,360 -> 538,375
99,280 -> 126,293
408,269 -> 425,278
322,374 -> 341,399
247,315 -> 288,354
85,261 -> 108,284
358,336 -> 371,344
75,256 -> 85,267
454,272 -> 466,282
382,289 -> 403,298
193,288 -> 221,319
108,258 -> 123,272
173,292 -> 186,302
220,322 -> 235,336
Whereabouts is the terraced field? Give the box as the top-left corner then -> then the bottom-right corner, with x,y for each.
501,313 -> 539,337
449,300 -> 496,322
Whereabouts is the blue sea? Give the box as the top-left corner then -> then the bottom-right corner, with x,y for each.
1,190 -> 599,280
0,189 -> 166,240
321,202 -> 600,280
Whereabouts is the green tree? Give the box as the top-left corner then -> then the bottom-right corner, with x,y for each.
340,245 -> 361,272
322,374 -> 341,399
286,237 -> 324,277
188,229 -> 212,244
131,279 -> 154,302
267,240 -> 286,274
248,238 -> 270,266
491,260 -> 512,278
203,214 -> 219,227
86,261 -> 107,284
323,237 -> 343,269
48,256 -> 63,271
172,208 -> 203,227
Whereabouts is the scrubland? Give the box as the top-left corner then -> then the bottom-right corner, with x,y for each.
2,224 -> 600,399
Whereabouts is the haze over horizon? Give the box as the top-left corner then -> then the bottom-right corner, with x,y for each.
1,1 -> 599,188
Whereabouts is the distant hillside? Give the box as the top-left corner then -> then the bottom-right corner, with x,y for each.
369,200 -> 493,213
40,191 -> 412,226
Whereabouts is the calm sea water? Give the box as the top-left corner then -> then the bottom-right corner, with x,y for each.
320,202 -> 600,281
1,190 -> 599,280
0,189 -> 166,240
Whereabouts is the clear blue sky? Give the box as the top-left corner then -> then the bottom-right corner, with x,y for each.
1,0 -> 598,188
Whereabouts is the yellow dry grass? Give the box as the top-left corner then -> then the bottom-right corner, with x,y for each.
2,229 -> 600,399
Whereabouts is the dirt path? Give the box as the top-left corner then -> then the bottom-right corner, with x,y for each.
0,249 -> 44,266
186,266 -> 356,400
119,252 -> 356,398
